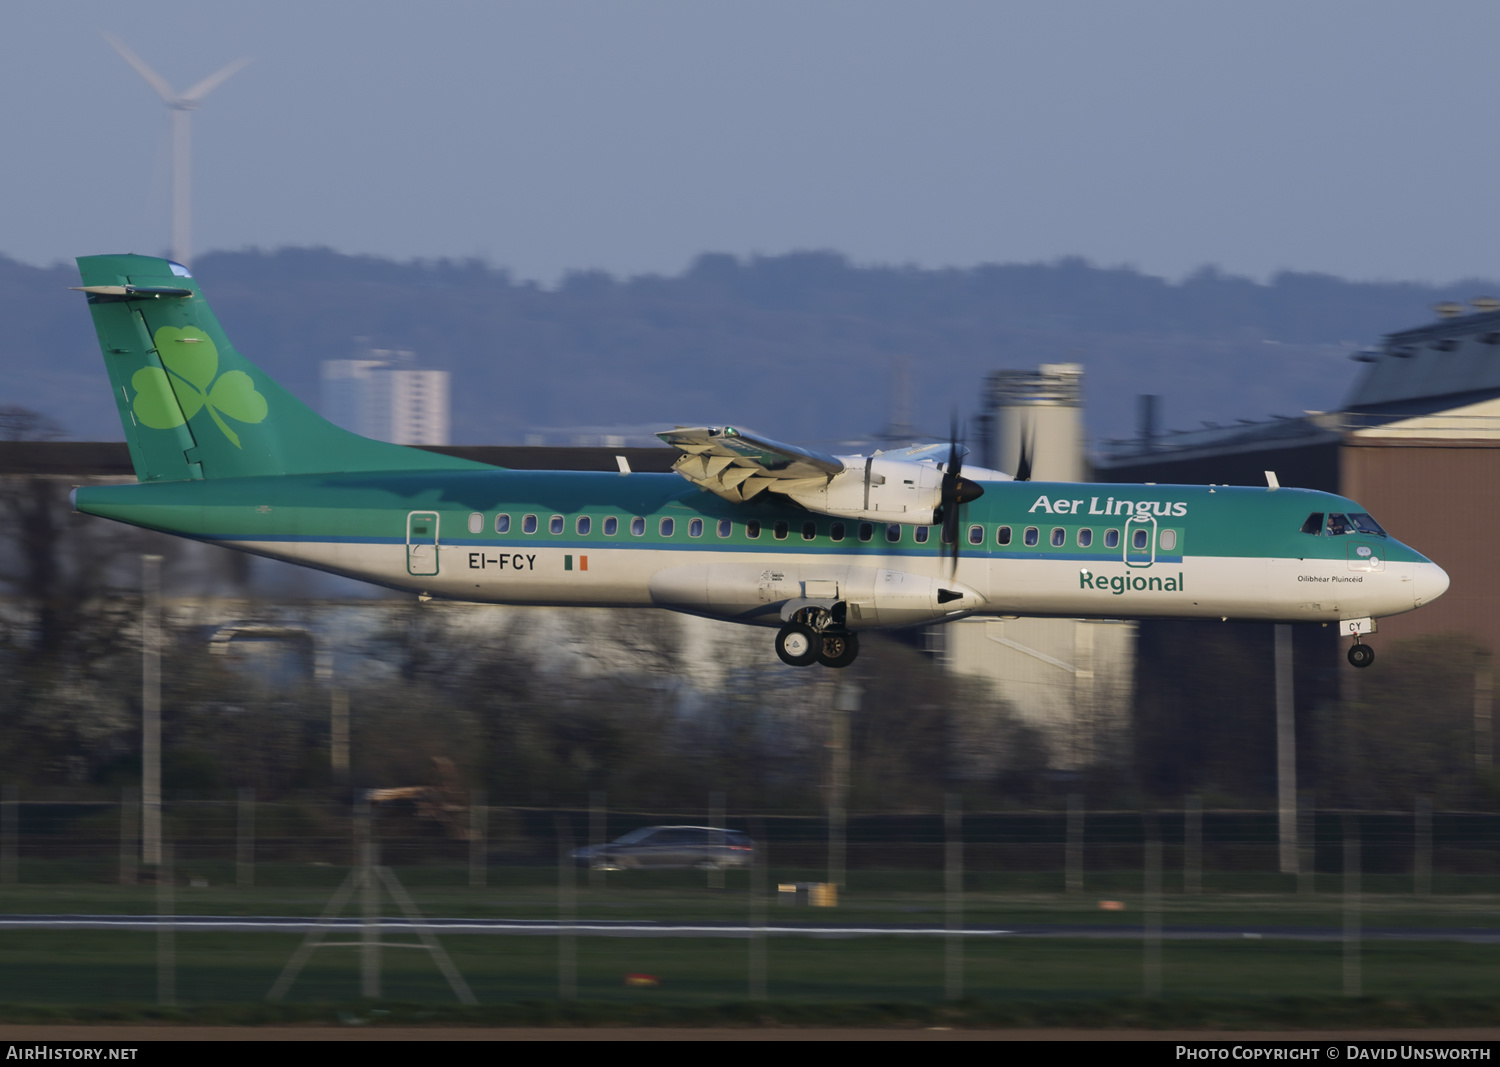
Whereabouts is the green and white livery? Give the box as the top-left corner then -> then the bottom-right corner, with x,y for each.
71,255 -> 1449,669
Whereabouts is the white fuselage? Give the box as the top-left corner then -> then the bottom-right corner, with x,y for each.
214,537 -> 1445,630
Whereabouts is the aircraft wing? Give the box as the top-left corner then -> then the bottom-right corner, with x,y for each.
657,426 -> 845,502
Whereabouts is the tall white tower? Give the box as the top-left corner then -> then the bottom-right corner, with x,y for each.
986,363 -> 1086,482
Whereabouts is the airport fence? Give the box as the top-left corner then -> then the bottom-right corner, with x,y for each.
7,794 -> 1500,1009
0,795 -> 1497,888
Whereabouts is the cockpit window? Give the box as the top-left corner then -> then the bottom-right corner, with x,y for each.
1325,513 -> 1352,536
1300,513 -> 1324,535
1350,513 -> 1387,537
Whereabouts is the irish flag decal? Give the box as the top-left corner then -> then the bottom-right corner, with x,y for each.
564,555 -> 589,572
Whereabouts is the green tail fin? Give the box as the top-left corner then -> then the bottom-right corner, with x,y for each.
76,254 -> 493,482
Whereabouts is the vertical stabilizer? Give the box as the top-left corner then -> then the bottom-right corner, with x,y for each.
76,254 -> 493,482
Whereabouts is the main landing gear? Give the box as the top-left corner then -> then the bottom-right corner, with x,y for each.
775,606 -> 860,668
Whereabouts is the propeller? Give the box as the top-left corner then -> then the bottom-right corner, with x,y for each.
1013,425 -> 1034,482
937,417 -> 985,575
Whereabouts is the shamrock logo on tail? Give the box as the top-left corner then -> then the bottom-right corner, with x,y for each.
131,326 -> 267,448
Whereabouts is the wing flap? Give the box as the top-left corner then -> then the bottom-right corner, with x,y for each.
659,425 -> 846,502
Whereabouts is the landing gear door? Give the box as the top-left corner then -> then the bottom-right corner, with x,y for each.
1124,514 -> 1157,569
407,511 -> 440,576
1347,541 -> 1385,573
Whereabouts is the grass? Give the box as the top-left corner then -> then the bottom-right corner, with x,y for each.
1,863 -> 1499,1024
4,931 -> 1500,1006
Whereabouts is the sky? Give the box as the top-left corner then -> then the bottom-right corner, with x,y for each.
3,1 -> 1499,285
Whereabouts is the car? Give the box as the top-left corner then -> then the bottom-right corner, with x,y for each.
570,825 -> 755,871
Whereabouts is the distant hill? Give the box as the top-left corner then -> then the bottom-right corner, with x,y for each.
4,247 -> 1494,451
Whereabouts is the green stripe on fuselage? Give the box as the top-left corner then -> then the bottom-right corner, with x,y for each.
71,474 -> 1433,566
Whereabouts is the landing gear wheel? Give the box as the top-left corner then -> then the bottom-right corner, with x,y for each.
1348,643 -> 1375,669
817,631 -> 860,668
775,622 -> 820,667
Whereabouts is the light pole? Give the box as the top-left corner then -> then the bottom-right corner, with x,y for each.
141,554 -> 162,869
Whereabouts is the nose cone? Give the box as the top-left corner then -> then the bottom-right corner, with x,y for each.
1413,562 -> 1450,609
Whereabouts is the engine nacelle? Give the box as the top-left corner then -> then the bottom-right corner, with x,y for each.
783,456 -> 1009,526
783,456 -> 945,525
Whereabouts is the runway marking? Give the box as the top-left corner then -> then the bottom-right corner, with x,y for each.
0,915 -> 1009,937
2,915 -> 1498,941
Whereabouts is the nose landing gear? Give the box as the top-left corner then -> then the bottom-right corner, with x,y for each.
1340,617 -> 1376,669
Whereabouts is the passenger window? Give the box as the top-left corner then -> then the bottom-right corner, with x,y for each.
1160,529 -> 1178,551
969,525 -> 983,545
747,520 -> 761,539
1077,528 -> 1092,548
774,520 -> 789,540
1325,513 -> 1351,536
689,518 -> 703,537
997,525 -> 1012,546
717,519 -> 732,538
1104,529 -> 1120,549
495,514 -> 511,534
830,522 -> 846,542
630,517 -> 645,536
660,517 -> 675,537
467,512 -> 484,534
1051,528 -> 1065,547
802,521 -> 816,541
886,524 -> 902,543
1023,526 -> 1039,547
1132,528 -> 1150,550
576,516 -> 591,536
603,516 -> 618,536
858,522 -> 873,542
914,526 -> 929,543
549,515 -> 564,534
1300,513 -> 1324,535
522,514 -> 538,534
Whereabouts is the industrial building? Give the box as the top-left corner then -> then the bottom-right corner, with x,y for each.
1097,299 -> 1500,660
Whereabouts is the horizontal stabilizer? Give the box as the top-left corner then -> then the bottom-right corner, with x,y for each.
70,284 -> 193,299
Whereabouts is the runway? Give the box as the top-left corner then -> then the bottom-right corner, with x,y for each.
4,915 -> 1499,942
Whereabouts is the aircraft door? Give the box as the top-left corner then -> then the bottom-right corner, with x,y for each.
407,511 -> 440,576
1124,514 -> 1157,569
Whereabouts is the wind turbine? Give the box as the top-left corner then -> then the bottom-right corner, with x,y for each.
104,33 -> 252,269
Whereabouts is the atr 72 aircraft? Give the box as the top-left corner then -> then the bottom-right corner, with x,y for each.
69,254 -> 1449,669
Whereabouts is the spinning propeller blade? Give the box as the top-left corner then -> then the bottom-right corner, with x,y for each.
1013,428 -> 1034,482
937,416 -> 984,577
